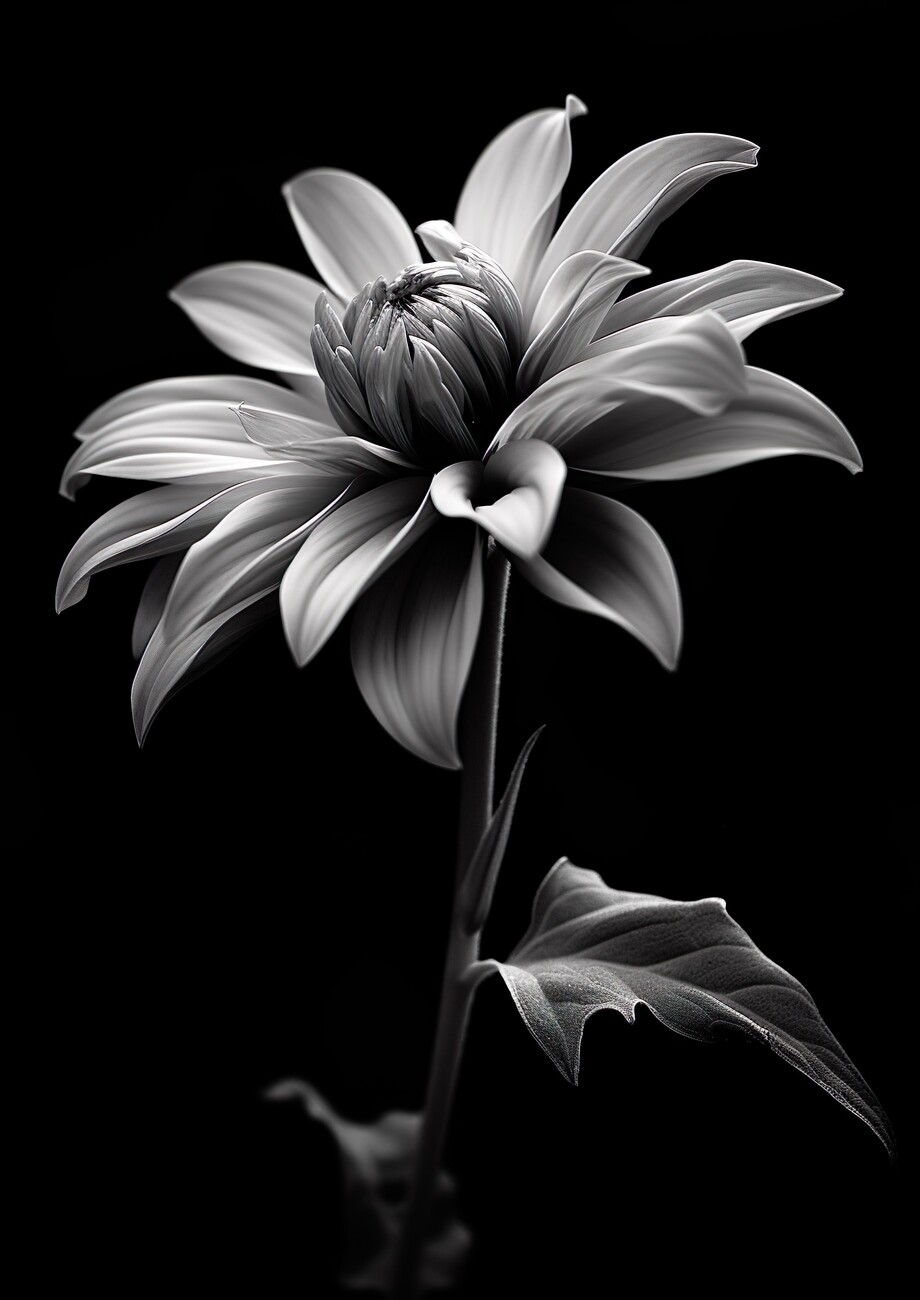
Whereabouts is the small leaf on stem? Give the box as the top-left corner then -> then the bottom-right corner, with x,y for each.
487,860 -> 894,1158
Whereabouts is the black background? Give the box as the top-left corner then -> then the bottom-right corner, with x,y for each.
41,7 -> 908,1295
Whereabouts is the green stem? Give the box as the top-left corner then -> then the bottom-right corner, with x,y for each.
391,551 -> 510,1299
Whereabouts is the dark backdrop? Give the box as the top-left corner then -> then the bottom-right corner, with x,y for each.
42,8 -> 908,1295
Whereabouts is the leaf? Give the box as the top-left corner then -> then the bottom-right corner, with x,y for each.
488,859 -> 894,1158
266,1080 -> 470,1291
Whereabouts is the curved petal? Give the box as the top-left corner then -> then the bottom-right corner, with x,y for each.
431,443 -> 567,560
160,478 -> 354,643
518,253 -> 649,390
237,404 -> 416,474
533,134 -> 759,307
595,260 -> 842,342
281,476 -> 434,667
351,523 -> 484,769
170,262 -> 324,374
132,553 -> 183,658
515,487 -> 682,669
75,374 -> 327,441
283,169 -> 419,303
56,478 -> 290,610
132,591 -> 276,745
60,402 -> 304,497
494,313 -> 748,455
557,367 -> 862,479
455,94 -> 587,301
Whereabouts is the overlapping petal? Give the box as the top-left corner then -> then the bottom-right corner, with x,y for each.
595,260 -> 842,342
455,94 -> 587,300
351,525 -> 484,769
170,262 -> 325,374
494,312 -> 748,456
60,402 -> 305,498
515,488 -> 682,669
132,554 -> 183,658
556,367 -> 862,479
532,134 -> 759,308
284,169 -> 420,303
236,404 -> 417,474
281,476 -> 435,667
431,441 -> 567,560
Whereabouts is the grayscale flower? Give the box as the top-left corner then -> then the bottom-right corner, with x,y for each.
58,96 -> 860,766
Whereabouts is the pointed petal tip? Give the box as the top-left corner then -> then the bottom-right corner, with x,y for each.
565,93 -> 588,119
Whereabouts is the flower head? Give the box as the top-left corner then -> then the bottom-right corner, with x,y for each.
58,97 -> 860,767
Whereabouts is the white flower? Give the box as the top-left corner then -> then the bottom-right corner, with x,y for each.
58,96 -> 860,767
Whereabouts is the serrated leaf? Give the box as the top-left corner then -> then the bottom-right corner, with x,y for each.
266,1080 -> 470,1291
489,859 -> 894,1157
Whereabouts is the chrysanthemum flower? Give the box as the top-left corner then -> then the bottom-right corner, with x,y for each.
58,95 -> 860,767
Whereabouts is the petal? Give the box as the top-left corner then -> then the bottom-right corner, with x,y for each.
494,313 -> 748,456
170,262 -> 324,374
595,260 -> 842,342
132,553 -> 183,658
60,401 -> 304,497
455,94 -> 587,302
518,253 -> 650,390
237,404 -> 417,474
132,591 -> 276,745
75,375 -> 326,441
160,478 -> 354,643
56,478 -> 288,610
533,134 -> 759,306
557,367 -> 862,479
515,487 -> 682,669
283,169 -> 419,303
351,524 -> 484,769
281,476 -> 434,667
432,444 -> 567,560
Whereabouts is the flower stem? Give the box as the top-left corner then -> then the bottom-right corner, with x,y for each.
391,550 -> 510,1299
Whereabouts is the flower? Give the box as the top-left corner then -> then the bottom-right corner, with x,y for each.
58,96 -> 860,768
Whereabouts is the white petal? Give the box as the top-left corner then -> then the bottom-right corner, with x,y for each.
170,262 -> 324,374
351,525 -> 484,770
518,253 -> 649,390
281,477 -> 434,666
515,488 -> 682,669
284,169 -> 419,303
455,94 -> 587,301
533,134 -> 759,307
56,479 -> 286,610
237,404 -> 416,474
494,313 -> 748,456
60,401 -> 304,497
75,375 -> 324,441
595,260 -> 842,342
132,554 -> 183,658
132,592 -> 275,745
160,478 -> 354,643
558,366 -> 862,479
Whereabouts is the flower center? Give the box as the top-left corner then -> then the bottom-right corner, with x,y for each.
311,241 -> 523,469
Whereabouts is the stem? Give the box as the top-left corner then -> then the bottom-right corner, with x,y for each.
391,551 -> 510,1299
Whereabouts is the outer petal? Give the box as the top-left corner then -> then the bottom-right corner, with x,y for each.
283,169 -> 420,303
455,94 -> 587,301
170,262 -> 324,374
595,260 -> 842,342
351,524 -> 484,769
75,375 -> 326,441
60,402 -> 303,497
515,487 -> 682,669
557,367 -> 862,479
237,404 -> 417,474
493,313 -> 748,455
431,442 -> 567,561
533,134 -> 759,307
132,554 -> 183,658
281,476 -> 435,666
56,478 -> 291,610
518,253 -> 650,390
